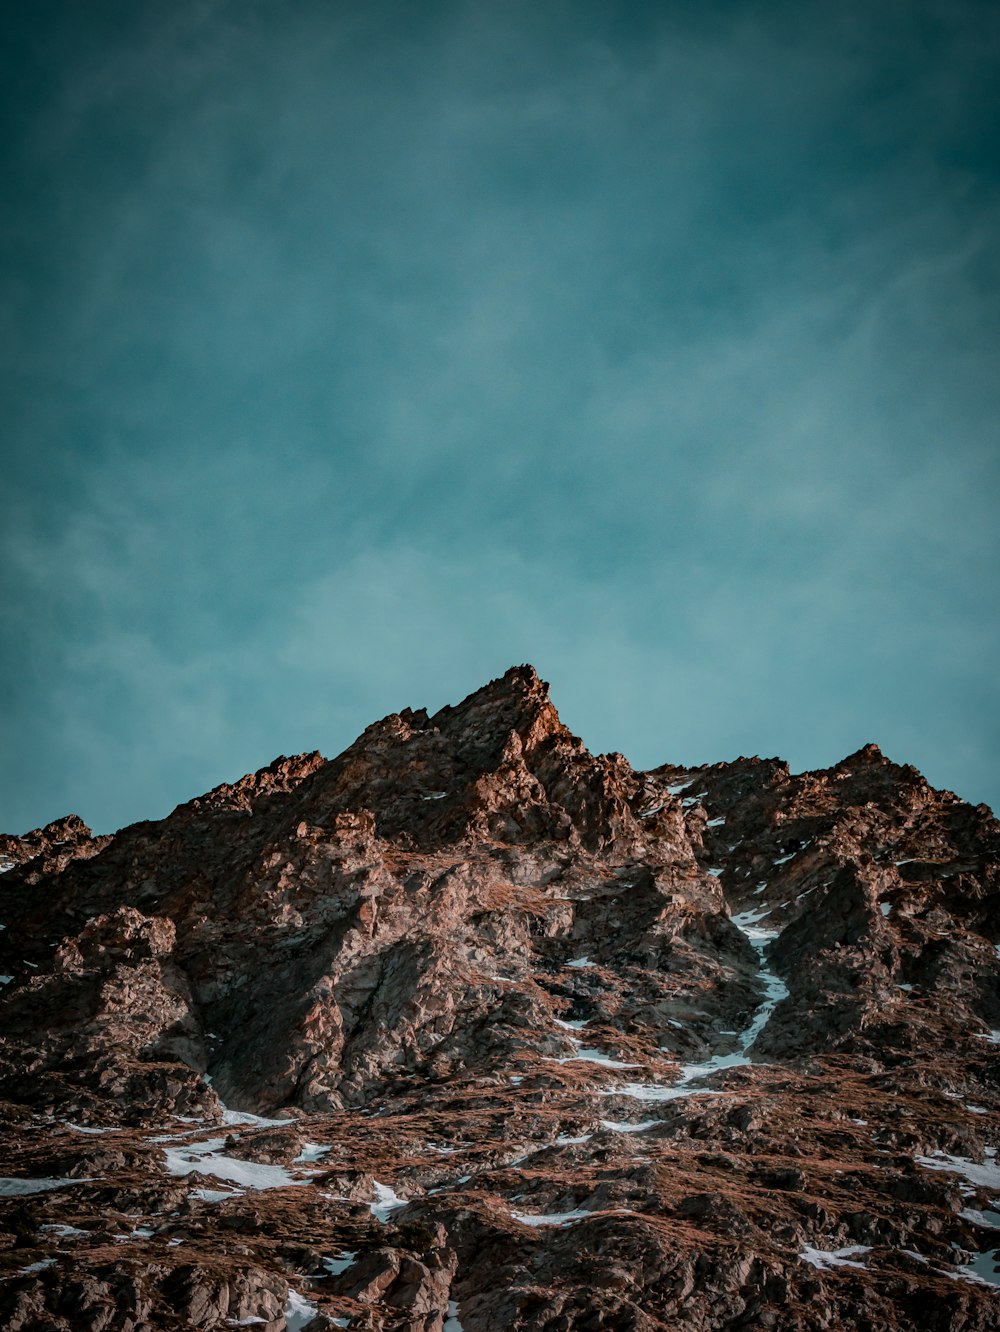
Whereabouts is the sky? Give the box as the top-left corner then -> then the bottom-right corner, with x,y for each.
2,0 -> 998,834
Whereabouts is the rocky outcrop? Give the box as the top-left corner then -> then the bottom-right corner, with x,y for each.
1,666 -> 998,1330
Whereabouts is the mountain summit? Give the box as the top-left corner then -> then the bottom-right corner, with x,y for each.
1,668 -> 999,1330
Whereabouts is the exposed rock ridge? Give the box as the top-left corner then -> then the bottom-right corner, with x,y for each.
0,666 -> 998,1331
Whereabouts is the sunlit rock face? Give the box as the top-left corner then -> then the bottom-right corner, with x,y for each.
1,665 -> 999,1330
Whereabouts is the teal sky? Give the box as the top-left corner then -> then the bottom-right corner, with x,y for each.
3,0 -> 998,834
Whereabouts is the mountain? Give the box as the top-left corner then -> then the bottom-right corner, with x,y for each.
1,665 -> 998,1330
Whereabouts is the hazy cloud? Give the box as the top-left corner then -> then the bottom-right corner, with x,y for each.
2,0 -> 998,831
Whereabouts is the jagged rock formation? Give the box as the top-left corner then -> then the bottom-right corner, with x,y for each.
1,665 -> 998,1330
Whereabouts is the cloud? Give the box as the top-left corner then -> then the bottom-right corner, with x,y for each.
1,0 -> 998,830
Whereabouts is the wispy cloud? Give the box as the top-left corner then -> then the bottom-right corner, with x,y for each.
2,0 -> 998,830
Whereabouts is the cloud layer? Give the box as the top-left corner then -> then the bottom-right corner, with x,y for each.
2,1 -> 998,831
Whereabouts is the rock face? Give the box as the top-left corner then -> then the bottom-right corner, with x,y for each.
1,664 -> 998,1330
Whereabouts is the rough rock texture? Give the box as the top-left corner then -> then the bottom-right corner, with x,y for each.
1,665 -> 998,1330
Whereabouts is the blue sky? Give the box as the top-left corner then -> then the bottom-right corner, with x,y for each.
2,0 -> 998,833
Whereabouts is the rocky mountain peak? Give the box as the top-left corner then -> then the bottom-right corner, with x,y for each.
1,668 -> 998,1332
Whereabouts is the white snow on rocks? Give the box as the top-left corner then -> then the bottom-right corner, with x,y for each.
511,1207 -> 594,1227
600,1082 -> 719,1103
637,803 -> 665,820
295,1143 -> 331,1163
729,911 -> 789,1054
163,1141 -> 306,1191
600,1119 -> 659,1134
18,1259 -> 57,1275
565,956 -> 595,969
916,1153 -> 1000,1191
284,1290 -> 320,1331
444,1299 -> 464,1331
550,1046 -> 639,1069
602,906 -> 788,1105
799,1244 -> 871,1271
680,1052 -> 752,1080
0,1176 -> 94,1196
370,1181 -> 408,1222
40,1223 -> 88,1239
220,1107 -> 296,1129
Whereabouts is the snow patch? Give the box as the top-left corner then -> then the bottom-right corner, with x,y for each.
219,1107 -> 295,1128
601,1119 -> 659,1134
370,1181 -> 408,1222
799,1244 -> 871,1271
511,1207 -> 593,1227
550,1047 -> 638,1069
0,1176 -> 94,1196
565,956 -> 595,969
18,1259 -> 57,1274
285,1290 -> 320,1331
295,1143 -> 331,1163
917,1153 -> 1000,1191
601,1082 -> 719,1103
40,1222 -> 88,1239
164,1144 -> 306,1191
900,1248 -> 929,1264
